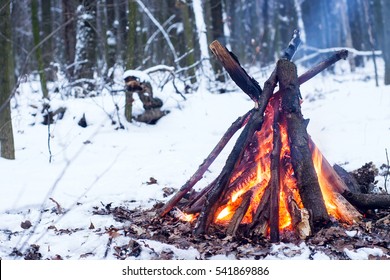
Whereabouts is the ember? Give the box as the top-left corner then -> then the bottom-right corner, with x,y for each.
159,31 -> 389,242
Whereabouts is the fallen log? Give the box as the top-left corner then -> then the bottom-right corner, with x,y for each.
342,190 -> 390,210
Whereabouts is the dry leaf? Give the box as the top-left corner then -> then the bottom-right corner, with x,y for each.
21,220 -> 32,229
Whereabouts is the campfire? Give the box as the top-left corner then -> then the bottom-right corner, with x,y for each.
159,31 -> 389,242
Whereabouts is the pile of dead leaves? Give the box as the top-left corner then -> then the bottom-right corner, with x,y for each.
93,203 -> 390,260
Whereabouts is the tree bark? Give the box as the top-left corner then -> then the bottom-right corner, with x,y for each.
209,0 -> 226,82
41,0 -> 55,81
105,0 -> 116,70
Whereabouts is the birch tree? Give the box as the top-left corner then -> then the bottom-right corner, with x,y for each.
193,0 -> 214,88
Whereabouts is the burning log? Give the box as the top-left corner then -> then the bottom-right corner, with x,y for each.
278,58 -> 330,228
159,30 -> 389,242
268,96 -> 282,242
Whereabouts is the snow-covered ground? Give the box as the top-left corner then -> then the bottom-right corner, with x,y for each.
0,57 -> 389,260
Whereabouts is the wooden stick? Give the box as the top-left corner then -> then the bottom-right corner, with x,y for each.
159,109 -> 253,217
247,186 -> 271,235
297,49 -> 348,85
226,190 -> 253,236
269,97 -> 282,242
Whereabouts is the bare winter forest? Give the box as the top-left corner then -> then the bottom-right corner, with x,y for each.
1,0 -> 390,261
1,0 -> 390,159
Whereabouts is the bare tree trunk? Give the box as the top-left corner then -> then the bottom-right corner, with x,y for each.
381,0 -> 390,85
31,0 -> 49,99
0,0 -> 15,159
41,0 -> 55,81
62,0 -> 77,78
126,0 -> 137,70
74,0 -> 98,90
105,0 -> 116,70
209,0 -> 226,82
180,1 -> 197,84
347,0 -> 366,68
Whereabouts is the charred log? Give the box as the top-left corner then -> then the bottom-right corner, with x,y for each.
342,190 -> 390,210
269,98 -> 282,242
209,40 -> 262,104
278,59 -> 330,228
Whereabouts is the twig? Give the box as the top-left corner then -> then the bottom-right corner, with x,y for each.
45,105 -> 53,163
104,237 -> 113,258
135,0 -> 178,62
